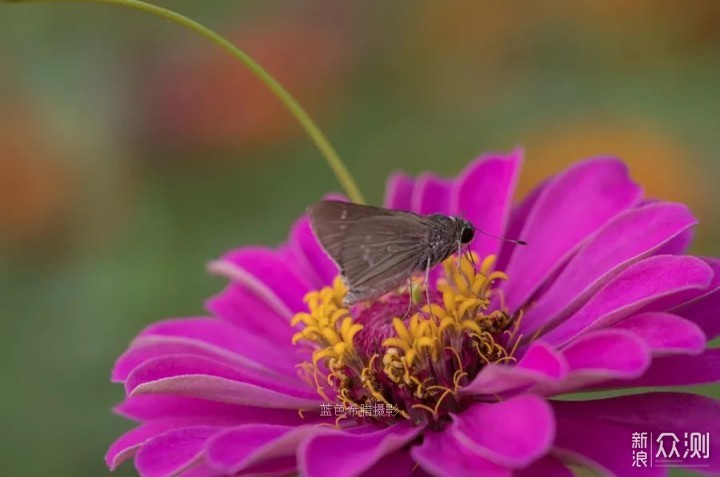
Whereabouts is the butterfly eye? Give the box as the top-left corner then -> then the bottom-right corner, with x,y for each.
460,226 -> 475,244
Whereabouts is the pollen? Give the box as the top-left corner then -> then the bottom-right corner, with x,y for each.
292,254 -> 522,428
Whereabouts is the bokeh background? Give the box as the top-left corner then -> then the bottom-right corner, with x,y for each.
1,1 -> 719,475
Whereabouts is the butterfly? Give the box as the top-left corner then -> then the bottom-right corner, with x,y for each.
307,200 -> 477,305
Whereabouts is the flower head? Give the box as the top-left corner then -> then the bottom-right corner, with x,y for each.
292,254 -> 518,429
108,149 -> 720,476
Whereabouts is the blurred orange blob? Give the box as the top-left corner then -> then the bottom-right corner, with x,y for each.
567,0 -> 720,29
141,12 -> 356,153
399,1 -> 534,111
402,0 -> 720,110
519,119 -> 717,241
0,108 -> 75,254
558,0 -> 720,56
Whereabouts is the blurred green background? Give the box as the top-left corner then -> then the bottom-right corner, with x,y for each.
1,1 -> 718,476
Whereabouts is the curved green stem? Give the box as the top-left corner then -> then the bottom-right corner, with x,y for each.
7,0 -> 366,204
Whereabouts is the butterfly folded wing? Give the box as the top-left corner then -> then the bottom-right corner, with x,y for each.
308,200 -> 434,303
307,200 -> 394,259
339,216 -> 429,303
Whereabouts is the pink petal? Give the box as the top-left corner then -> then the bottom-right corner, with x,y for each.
450,148 -> 523,261
174,461 -> 216,477
521,202 -> 697,335
554,393 -> 720,473
107,414 -> 281,471
563,329 -> 650,376
115,395 -> 316,426
514,456 -> 573,477
125,354 -> 314,398
106,419 -> 201,470
135,426 -> 219,477
205,424 -> 317,474
553,415 -> 665,476
542,255 -> 714,347
449,395 -> 555,468
461,342 -> 567,396
113,336 -> 297,384
545,329 -> 651,395
656,227 -> 694,255
205,280 -> 294,344
130,374 -> 320,409
673,258 -> 720,339
384,172 -> 415,211
412,429 -> 511,477
496,177 -> 550,272
501,157 -> 642,312
125,317 -> 298,376
604,348 -> 720,389
215,247 -> 312,314
126,355 -> 320,409
412,173 -> 453,215
206,247 -> 312,345
139,317 -> 281,357
299,424 -> 423,477
630,259 -> 718,316
289,215 -> 339,287
530,330 -> 651,396
112,338 -> 249,383
554,391 -> 720,430
359,450 -> 426,477
227,458 -> 296,475
612,312 -> 706,355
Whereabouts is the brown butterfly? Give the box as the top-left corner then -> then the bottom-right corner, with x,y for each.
307,200 -> 479,305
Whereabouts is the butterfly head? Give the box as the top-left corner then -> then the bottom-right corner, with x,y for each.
458,220 -> 475,244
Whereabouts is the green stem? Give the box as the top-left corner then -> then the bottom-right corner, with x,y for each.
8,0 -> 366,204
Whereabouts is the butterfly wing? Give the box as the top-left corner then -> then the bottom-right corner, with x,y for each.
307,200 -> 433,303
338,215 -> 431,303
307,200 -> 395,261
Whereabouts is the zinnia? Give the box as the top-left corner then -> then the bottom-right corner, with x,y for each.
107,149 -> 720,476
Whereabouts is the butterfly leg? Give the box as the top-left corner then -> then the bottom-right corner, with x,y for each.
425,256 -> 435,317
466,245 -> 477,268
403,278 -> 414,319
466,245 -> 482,298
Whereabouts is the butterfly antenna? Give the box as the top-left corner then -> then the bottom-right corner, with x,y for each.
475,228 -> 527,246
458,210 -> 527,246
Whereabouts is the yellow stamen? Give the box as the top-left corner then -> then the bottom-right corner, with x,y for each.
382,337 -> 412,352
411,403 -> 438,419
392,318 -> 413,343
290,252 -> 520,426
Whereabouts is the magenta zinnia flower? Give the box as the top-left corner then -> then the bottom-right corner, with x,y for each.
107,149 -> 720,476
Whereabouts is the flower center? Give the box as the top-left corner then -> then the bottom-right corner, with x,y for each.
291,254 -> 521,428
